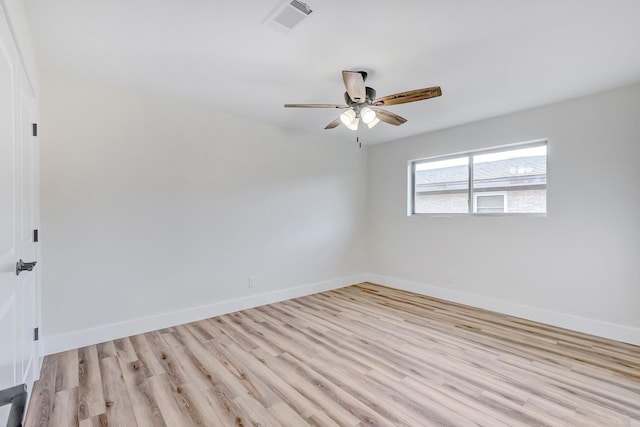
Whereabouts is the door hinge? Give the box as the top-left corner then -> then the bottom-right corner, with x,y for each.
33,229 -> 38,242
32,123 -> 38,137
34,327 -> 39,341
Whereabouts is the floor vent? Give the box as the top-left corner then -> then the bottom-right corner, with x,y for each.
264,0 -> 312,32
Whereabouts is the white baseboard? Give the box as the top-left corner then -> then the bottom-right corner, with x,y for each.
43,272 -> 639,355
365,273 -> 640,346
43,273 -> 367,355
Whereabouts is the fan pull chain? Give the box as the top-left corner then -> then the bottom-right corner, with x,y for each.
357,136 -> 361,149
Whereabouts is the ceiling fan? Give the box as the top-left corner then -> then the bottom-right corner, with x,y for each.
284,70 -> 442,130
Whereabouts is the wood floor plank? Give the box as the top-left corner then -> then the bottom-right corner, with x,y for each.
145,330 -> 195,389
178,329 -> 254,400
77,346 -> 106,421
232,395 -> 283,427
147,374 -> 194,426
249,347 -> 323,419
208,335 -> 283,408
137,349 -> 166,379
175,383 -> 229,426
23,351 -> 58,427
268,401 -> 311,426
77,413 -> 108,427
162,330 -> 217,392
99,356 -> 137,426
306,410 -> 341,427
49,388 -> 78,427
55,349 -> 79,392
95,341 -> 116,360
183,321 -> 214,343
204,382 -> 262,426
113,337 -> 138,364
253,348 -> 362,426
25,283 -> 640,426
223,343 -> 320,419
128,333 -> 154,355
117,355 -> 166,427
224,311 -> 289,357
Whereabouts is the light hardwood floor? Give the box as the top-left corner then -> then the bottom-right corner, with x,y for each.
25,283 -> 640,426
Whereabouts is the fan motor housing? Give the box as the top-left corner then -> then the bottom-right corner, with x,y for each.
344,87 -> 377,105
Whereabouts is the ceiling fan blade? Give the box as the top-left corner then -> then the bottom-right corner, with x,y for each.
373,108 -> 407,126
324,117 -> 342,129
284,103 -> 349,108
373,86 -> 442,107
342,70 -> 366,103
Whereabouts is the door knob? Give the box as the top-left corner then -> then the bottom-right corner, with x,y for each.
16,259 -> 37,276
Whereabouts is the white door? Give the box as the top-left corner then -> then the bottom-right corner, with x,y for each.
0,4 -> 40,419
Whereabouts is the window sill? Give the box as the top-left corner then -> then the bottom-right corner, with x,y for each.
409,212 -> 547,218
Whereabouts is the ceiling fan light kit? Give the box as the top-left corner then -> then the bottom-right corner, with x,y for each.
339,106 -> 378,131
366,116 -> 380,129
346,118 -> 359,131
360,107 -> 376,124
340,108 -> 356,127
285,70 -> 442,131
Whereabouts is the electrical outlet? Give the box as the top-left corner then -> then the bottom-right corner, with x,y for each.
248,276 -> 256,288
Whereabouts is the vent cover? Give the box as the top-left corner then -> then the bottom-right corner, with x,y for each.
265,0 -> 312,32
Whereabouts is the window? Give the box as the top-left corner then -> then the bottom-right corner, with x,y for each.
411,141 -> 547,215
475,193 -> 506,213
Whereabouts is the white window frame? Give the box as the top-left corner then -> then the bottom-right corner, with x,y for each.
408,139 -> 547,217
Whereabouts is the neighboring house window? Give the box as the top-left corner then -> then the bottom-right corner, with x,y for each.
410,140 -> 547,215
474,193 -> 506,213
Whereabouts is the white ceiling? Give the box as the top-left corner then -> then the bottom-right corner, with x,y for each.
24,0 -> 640,144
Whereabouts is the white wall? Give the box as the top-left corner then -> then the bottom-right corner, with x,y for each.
39,69 -> 640,351
367,83 -> 640,343
40,71 -> 368,352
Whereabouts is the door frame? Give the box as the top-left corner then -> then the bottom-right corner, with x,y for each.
0,0 -> 41,409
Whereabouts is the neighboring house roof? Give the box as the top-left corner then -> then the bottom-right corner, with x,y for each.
416,156 -> 546,193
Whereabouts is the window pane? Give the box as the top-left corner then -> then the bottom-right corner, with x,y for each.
472,144 -> 546,213
414,156 -> 469,213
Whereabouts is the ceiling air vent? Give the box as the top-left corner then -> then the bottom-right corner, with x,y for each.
264,0 -> 312,33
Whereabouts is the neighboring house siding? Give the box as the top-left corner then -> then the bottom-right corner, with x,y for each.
416,189 -> 546,213
416,192 -> 467,213
503,189 -> 546,213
